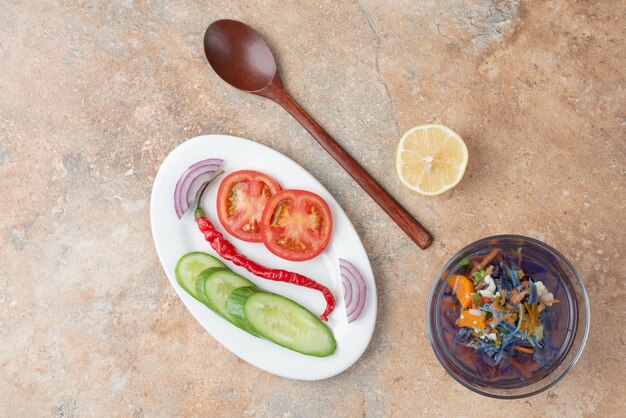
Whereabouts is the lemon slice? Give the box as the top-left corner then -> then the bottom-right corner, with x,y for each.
396,124 -> 468,196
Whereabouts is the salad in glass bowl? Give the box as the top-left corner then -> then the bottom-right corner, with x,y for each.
427,235 -> 589,398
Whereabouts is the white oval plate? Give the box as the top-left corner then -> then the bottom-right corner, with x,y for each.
150,134 -> 377,380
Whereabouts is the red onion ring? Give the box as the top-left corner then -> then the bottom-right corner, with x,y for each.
174,158 -> 223,218
339,258 -> 367,323
342,273 -> 353,308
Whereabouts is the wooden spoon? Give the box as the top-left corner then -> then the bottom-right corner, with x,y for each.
204,19 -> 433,249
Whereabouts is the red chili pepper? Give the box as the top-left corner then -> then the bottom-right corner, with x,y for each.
482,296 -> 492,305
193,172 -> 335,321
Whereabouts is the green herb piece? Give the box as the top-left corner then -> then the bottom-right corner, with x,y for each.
460,258 -> 471,267
472,292 -> 483,308
471,269 -> 486,285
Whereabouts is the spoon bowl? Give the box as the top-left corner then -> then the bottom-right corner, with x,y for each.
203,19 -> 433,249
204,19 -> 277,93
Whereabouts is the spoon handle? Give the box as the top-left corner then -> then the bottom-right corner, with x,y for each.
266,84 -> 433,249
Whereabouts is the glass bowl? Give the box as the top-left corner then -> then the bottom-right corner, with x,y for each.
427,235 -> 590,399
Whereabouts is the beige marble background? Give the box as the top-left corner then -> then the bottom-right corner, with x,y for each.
1,0 -> 624,416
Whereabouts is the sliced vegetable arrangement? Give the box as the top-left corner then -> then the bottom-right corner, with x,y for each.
171,157 -> 375,358
175,251 -> 337,357
194,173 -> 335,320
447,248 -> 560,367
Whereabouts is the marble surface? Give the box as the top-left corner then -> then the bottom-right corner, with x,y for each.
1,0 -> 624,416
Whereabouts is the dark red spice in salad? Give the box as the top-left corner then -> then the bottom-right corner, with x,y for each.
194,172 -> 335,321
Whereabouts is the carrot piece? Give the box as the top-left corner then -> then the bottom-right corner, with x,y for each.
458,311 -> 487,328
515,345 -> 534,354
511,289 -> 529,304
448,275 -> 475,308
478,248 -> 500,270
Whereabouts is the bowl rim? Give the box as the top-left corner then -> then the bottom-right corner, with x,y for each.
426,234 -> 590,399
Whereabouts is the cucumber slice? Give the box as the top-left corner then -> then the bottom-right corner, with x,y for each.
195,267 -> 229,306
175,252 -> 226,300
242,292 -> 337,357
204,270 -> 257,333
226,286 -> 259,331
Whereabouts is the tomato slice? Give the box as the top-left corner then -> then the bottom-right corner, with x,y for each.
260,190 -> 333,262
216,170 -> 281,242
